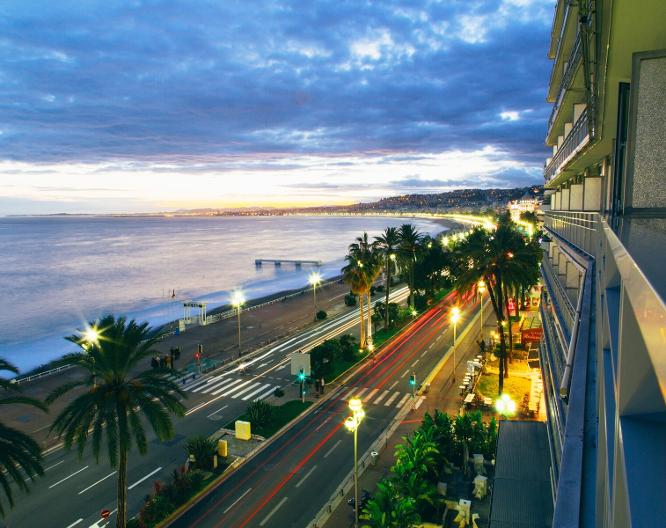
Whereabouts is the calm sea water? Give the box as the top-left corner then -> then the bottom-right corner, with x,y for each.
0,215 -> 444,372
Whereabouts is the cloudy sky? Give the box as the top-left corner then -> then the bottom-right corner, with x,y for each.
0,0 -> 554,214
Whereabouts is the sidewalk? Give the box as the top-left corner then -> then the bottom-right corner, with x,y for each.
323,307 -> 497,528
3,280 -> 353,450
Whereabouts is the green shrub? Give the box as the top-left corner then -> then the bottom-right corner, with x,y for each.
316,310 -> 327,320
247,400 -> 273,427
339,334 -> 358,361
140,492 -> 174,526
344,292 -> 357,306
186,436 -> 216,471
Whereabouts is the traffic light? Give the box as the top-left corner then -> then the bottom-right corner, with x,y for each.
297,368 -> 306,382
409,373 -> 416,387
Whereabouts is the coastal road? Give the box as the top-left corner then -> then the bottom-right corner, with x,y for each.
1,288 -> 411,528
168,294 -> 479,528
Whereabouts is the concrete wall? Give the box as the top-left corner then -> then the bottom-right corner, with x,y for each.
561,188 -> 571,210
584,177 -> 602,211
570,183 -> 584,211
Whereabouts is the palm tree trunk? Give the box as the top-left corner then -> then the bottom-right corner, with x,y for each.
116,448 -> 128,528
504,292 -> 513,370
366,293 -> 373,345
409,261 -> 415,308
384,257 -> 391,329
358,293 -> 366,349
488,277 -> 506,395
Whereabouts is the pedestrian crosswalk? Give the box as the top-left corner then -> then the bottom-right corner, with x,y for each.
163,372 -> 278,402
340,386 -> 412,408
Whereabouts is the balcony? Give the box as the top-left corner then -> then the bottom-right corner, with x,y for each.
543,210 -> 598,257
544,108 -> 590,182
547,32 -> 582,137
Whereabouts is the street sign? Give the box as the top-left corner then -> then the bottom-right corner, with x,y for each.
290,353 -> 311,376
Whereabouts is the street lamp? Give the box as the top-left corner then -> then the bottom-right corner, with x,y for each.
309,272 -> 322,320
495,393 -> 516,416
345,398 -> 365,528
231,290 -> 245,357
81,324 -> 100,387
477,280 -> 486,335
450,307 -> 461,381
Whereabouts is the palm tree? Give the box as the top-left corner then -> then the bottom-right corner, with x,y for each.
453,222 -> 528,393
0,359 -> 47,518
46,315 -> 186,528
374,227 -> 400,329
343,253 -> 368,348
398,224 -> 423,308
361,479 -> 420,528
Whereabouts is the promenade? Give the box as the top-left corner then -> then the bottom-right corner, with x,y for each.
4,279 -> 353,449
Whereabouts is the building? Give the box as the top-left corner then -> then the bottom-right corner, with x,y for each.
538,1 -> 666,527
508,193 -> 540,223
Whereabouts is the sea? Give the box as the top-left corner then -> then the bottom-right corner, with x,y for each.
0,215 -> 446,373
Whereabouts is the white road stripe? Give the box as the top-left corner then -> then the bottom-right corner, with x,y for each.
415,396 -> 425,410
388,380 -> 399,390
340,387 -> 356,400
323,440 -> 341,458
229,382 -> 262,398
363,389 -> 379,403
314,416 -> 332,432
44,459 -> 65,472
384,392 -> 401,406
373,390 -> 390,405
78,471 -> 117,494
128,467 -> 162,490
410,359 -> 420,367
215,379 -> 254,397
48,466 -> 88,489
206,378 -> 243,396
242,384 -> 272,401
223,488 -> 252,514
199,377 -> 238,394
397,394 -> 411,408
295,465 -> 317,488
400,369 -> 409,378
206,404 -> 229,419
180,375 -> 213,391
353,387 -> 369,399
260,497 -> 288,526
65,519 -> 83,528
255,386 -> 278,401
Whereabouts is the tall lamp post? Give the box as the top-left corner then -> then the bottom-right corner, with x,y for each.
231,290 -> 245,357
477,280 -> 486,335
345,398 -> 365,528
309,272 -> 321,320
82,325 -> 100,387
450,307 -> 461,381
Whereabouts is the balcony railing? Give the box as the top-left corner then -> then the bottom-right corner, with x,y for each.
544,108 -> 590,181
541,255 -> 576,334
544,210 -> 598,258
547,32 -> 582,136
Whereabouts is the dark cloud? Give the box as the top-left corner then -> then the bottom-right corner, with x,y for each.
0,0 -> 553,180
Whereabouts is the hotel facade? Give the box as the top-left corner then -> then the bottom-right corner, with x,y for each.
539,0 -> 666,526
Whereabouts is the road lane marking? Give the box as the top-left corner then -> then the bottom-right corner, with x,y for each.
373,390 -> 390,404
415,396 -> 425,410
340,387 -> 356,400
353,387 -> 368,399
314,416 -> 332,432
323,440 -> 341,458
255,386 -> 279,401
363,389 -> 379,403
295,465 -> 317,488
223,487 -> 252,514
384,391 -> 401,406
65,519 -> 83,528
48,466 -> 88,489
410,359 -> 420,367
388,380 -> 399,390
259,497 -> 288,526
215,379 -> 254,397
229,381 -> 262,398
128,467 -> 162,490
400,369 -> 409,378
206,404 -> 229,419
78,471 -> 117,494
41,459 -> 65,472
397,394 -> 411,407
202,377 -> 242,395
242,384 -> 272,401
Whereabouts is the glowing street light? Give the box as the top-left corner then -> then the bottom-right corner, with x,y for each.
308,272 -> 322,320
477,280 -> 486,336
81,324 -> 100,387
450,307 -> 461,381
231,290 -> 245,357
495,393 -> 516,416
345,398 -> 365,528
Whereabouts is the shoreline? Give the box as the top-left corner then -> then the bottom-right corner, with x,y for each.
14,216 -> 464,379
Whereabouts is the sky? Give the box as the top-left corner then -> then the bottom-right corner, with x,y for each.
0,0 -> 554,214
